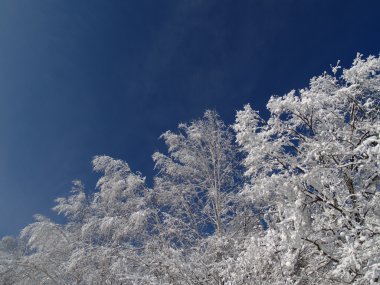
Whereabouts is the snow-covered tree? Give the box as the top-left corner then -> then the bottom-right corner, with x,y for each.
153,110 -> 242,237
233,53 -> 380,284
151,110 -> 249,284
3,156 -> 154,285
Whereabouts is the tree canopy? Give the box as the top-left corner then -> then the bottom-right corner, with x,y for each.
1,54 -> 379,284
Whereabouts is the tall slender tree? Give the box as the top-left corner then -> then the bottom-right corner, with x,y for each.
152,110 -> 247,284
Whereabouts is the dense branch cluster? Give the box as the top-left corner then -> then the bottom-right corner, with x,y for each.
1,54 -> 379,284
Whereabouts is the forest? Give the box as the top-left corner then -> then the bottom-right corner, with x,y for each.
1,54 -> 379,284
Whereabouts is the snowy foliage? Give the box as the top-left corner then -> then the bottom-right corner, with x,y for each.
233,53 -> 380,284
1,54 -> 379,284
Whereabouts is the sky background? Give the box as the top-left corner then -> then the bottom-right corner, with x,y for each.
1,0 -> 380,236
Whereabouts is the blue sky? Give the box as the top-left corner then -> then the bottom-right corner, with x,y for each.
0,0 -> 379,236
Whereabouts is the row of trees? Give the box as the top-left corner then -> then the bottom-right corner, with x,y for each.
1,54 -> 379,284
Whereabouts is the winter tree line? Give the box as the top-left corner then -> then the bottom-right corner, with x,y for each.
1,54 -> 379,284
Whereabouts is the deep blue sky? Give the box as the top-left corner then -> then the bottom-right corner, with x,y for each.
0,0 -> 379,236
